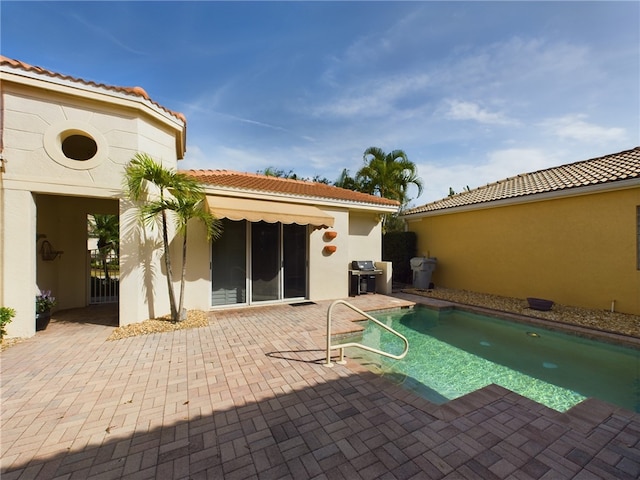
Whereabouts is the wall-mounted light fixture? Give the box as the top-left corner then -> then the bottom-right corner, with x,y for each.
40,240 -> 63,261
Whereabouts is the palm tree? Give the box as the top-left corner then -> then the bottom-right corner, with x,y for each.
158,193 -> 221,320
356,147 -> 423,205
334,168 -> 361,191
260,167 -> 298,179
89,214 -> 119,281
356,147 -> 423,232
124,153 -> 219,321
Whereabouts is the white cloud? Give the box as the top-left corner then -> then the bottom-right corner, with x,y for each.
444,99 -> 516,125
413,148 -> 559,205
312,73 -> 430,119
541,114 -> 627,143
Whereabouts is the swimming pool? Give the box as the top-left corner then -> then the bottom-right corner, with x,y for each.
347,306 -> 640,412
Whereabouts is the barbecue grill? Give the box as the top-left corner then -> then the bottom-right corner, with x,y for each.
349,260 -> 383,295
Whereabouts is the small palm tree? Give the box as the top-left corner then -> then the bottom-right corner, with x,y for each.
89,214 -> 119,281
152,192 -> 222,320
124,153 -> 219,321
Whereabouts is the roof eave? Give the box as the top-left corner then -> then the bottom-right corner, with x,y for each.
0,64 -> 187,159
403,177 -> 640,220
202,185 -> 399,213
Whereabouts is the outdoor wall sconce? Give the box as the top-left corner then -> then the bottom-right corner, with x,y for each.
40,240 -> 64,261
323,245 -> 337,254
323,230 -> 338,241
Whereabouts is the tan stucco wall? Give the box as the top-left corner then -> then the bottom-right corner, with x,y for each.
35,195 -> 118,311
2,84 -> 178,189
348,212 -> 383,262
179,217 -> 213,312
1,66 -> 393,335
308,208 -> 350,301
182,203 -> 388,307
1,189 -> 37,337
1,73 -> 185,335
407,186 -> 640,315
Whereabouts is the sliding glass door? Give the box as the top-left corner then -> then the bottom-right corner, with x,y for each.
211,219 -> 247,306
251,222 -> 280,302
211,220 -> 307,306
283,224 -> 307,299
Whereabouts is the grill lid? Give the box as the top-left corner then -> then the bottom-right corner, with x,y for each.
352,260 -> 376,271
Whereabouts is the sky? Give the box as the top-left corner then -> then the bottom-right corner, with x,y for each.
2,1 -> 638,206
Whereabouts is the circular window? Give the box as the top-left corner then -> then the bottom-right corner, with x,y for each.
61,134 -> 98,161
44,121 -> 108,170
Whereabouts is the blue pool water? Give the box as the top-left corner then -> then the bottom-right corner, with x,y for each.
347,307 -> 640,412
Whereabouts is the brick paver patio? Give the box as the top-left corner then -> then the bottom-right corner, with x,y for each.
1,295 -> 639,479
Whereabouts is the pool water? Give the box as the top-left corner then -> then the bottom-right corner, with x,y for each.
347,307 -> 640,412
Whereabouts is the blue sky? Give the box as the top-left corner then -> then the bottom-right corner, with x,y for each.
2,1 -> 638,205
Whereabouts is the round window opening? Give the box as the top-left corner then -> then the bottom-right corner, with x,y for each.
61,134 -> 98,161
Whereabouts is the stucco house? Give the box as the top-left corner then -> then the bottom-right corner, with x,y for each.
0,56 -> 398,338
403,148 -> 640,316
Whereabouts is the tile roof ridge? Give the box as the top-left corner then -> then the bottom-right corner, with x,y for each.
182,168 -> 399,206
404,146 -> 640,215
187,168 -> 325,184
0,55 -> 186,123
507,146 -> 640,180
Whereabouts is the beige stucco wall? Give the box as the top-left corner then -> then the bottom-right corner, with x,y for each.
348,212 -> 383,261
310,209 -> 384,301
34,195 -> 119,311
1,65 -> 394,336
309,208 -> 350,301
182,201 -> 389,307
406,186 -> 640,315
1,189 -> 37,337
1,72 -> 185,335
179,216 -> 213,312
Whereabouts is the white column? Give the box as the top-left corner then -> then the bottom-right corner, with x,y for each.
2,189 -> 37,337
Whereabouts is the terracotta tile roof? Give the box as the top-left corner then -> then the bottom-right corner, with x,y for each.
404,147 -> 640,216
0,56 -> 186,123
183,169 -> 400,207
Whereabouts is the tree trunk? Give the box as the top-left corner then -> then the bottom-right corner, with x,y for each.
162,209 -> 178,321
101,250 -> 110,282
178,227 -> 188,322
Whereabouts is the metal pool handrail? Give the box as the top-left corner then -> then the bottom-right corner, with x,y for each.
324,299 -> 409,367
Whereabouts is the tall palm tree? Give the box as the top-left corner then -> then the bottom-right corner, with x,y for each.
356,147 -> 423,205
89,214 -> 119,281
357,147 -> 424,232
124,153 -> 218,321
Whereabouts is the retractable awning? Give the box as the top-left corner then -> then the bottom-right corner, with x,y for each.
206,196 -> 335,228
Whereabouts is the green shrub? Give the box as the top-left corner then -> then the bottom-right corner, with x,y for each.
382,231 -> 417,284
0,307 -> 16,340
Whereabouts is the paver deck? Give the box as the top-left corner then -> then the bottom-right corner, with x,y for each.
1,295 -> 639,479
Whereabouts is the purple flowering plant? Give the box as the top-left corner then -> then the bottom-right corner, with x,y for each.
36,290 -> 57,313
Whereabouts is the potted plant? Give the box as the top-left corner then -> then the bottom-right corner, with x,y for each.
0,307 -> 16,340
36,290 -> 56,331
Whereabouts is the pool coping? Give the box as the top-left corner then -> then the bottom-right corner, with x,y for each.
385,291 -> 640,349
425,300 -> 640,350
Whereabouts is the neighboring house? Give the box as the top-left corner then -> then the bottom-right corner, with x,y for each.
0,56 -> 398,338
403,148 -> 640,316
